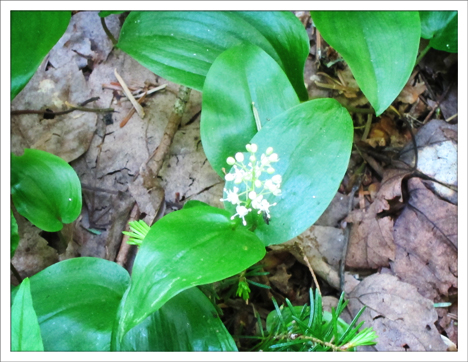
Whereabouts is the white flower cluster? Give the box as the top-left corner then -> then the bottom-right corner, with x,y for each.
221,144 -> 282,226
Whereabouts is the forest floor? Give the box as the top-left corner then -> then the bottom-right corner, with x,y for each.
10,11 -> 458,352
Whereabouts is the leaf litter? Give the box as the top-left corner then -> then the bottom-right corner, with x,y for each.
10,11 -> 458,352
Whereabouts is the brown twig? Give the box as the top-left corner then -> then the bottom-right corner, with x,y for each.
11,105 -> 114,117
140,85 -> 191,189
114,68 -> 145,118
116,203 -> 140,267
422,81 -> 454,124
120,92 -> 147,128
11,263 -> 23,284
340,173 -> 364,292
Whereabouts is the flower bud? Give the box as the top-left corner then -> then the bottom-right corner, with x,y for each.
269,153 -> 278,162
245,144 -> 252,152
272,174 -> 282,184
226,157 -> 236,165
250,143 -> 258,153
235,152 -> 244,162
249,155 -> 256,163
266,147 -> 274,155
267,167 -> 275,174
255,179 -> 262,188
248,191 -> 257,200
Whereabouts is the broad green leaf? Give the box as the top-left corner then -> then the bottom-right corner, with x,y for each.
11,149 -> 82,232
311,11 -> 420,116
11,278 -> 44,352
114,203 -> 265,343
11,210 -> 19,258
117,11 -> 309,101
420,11 -> 458,53
224,99 -> 353,246
99,11 -> 126,18
201,43 -> 300,178
120,287 -> 237,351
11,11 -> 70,100
11,257 -> 130,351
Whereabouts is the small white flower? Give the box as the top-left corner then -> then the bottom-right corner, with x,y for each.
249,155 -> 256,163
235,152 -> 244,162
248,191 -> 257,200
254,179 -> 262,188
272,174 -> 282,185
225,173 -> 235,181
220,187 -> 241,205
257,199 -> 276,219
250,143 -> 258,153
231,205 -> 251,225
269,153 -> 279,162
226,157 -> 236,165
251,194 -> 264,210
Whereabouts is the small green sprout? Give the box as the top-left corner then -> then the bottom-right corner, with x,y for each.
122,219 -> 150,246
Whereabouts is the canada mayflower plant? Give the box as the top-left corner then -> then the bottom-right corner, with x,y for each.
221,144 -> 282,226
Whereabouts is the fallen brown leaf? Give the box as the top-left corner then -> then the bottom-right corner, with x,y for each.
390,177 -> 457,301
345,169 -> 411,269
347,273 -> 448,351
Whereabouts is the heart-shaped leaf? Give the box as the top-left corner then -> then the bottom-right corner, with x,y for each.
117,11 -> 309,100
11,257 -> 130,351
201,43 -> 300,177
311,11 -> 420,116
114,203 -> 265,343
223,98 -> 353,246
11,278 -> 44,352
11,11 -> 71,100
120,287 -> 237,351
420,11 -> 457,53
11,149 -> 82,232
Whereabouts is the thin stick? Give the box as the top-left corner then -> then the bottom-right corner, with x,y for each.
120,92 -> 147,128
11,105 -> 114,116
114,68 -> 145,118
141,85 -> 191,188
116,203 -> 139,266
297,242 -> 321,296
252,102 -> 262,131
11,263 -> 23,284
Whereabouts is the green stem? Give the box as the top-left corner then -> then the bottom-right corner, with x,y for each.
415,43 -> 431,66
100,16 -> 118,46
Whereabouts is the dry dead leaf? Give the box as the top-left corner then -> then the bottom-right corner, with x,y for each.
347,273 -> 448,351
345,169 -> 411,269
397,79 -> 427,104
390,177 -> 457,302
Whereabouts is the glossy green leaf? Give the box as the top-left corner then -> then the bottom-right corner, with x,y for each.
311,11 -> 420,116
201,43 -> 300,177
11,278 -> 44,352
11,257 -> 130,351
99,11 -> 126,18
117,11 -> 309,101
420,11 -> 457,53
120,287 -> 237,351
114,203 -> 265,343
224,99 -> 353,246
11,149 -> 82,232
11,11 -> 70,100
11,210 -> 19,258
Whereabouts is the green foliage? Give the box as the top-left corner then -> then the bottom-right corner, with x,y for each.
11,258 -> 130,351
113,202 -> 266,345
223,99 -> 353,246
99,11 -> 126,18
11,210 -> 19,258
116,11 -> 309,100
120,287 -> 237,351
311,11 -> 421,116
253,290 -> 377,351
419,11 -> 458,53
11,149 -> 82,232
11,278 -> 44,352
11,11 -> 70,100
201,43 -> 300,178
